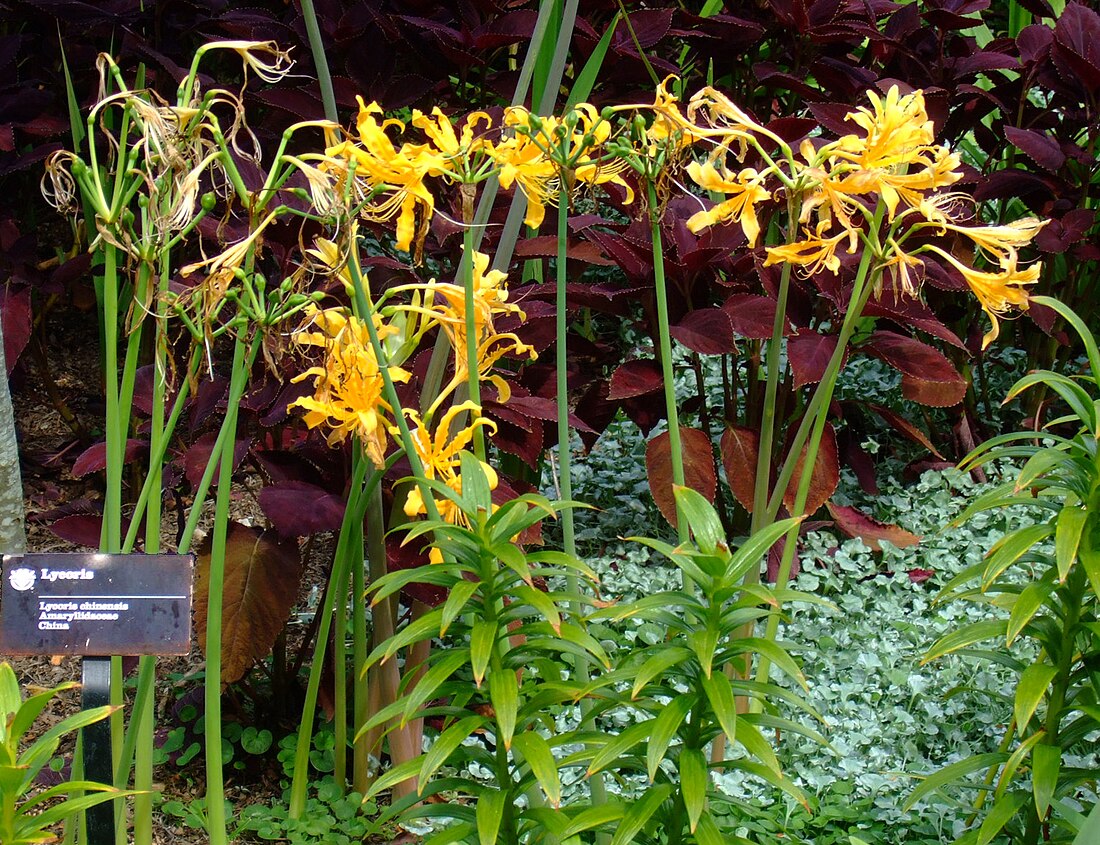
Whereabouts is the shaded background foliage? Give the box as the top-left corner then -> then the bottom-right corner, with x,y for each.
1,0 -> 1098,728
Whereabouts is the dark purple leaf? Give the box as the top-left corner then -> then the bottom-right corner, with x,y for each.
183,433 -> 252,489
608,359 -> 664,400
72,439 -> 146,478
670,308 -> 737,355
722,294 -> 792,339
788,330 -> 840,388
1005,126 -> 1065,172
863,331 -> 962,383
1,287 -> 31,373
646,427 -> 717,530
259,481 -> 346,537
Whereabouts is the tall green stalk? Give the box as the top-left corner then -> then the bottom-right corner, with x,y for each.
202,334 -> 258,845
646,180 -> 688,544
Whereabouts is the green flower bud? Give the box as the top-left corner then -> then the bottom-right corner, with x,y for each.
201,192 -> 217,212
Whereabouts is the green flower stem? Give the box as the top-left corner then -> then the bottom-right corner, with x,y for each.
345,241 -> 442,526
751,229 -> 796,532
555,193 -> 577,561
288,458 -> 374,816
102,243 -> 122,554
647,180 -> 688,546
130,255 -> 170,845
352,466 -> 371,794
754,206 -> 885,693
203,334 -> 254,845
299,0 -> 339,123
463,225 -> 486,461
554,191 -> 608,822
120,348 -> 201,554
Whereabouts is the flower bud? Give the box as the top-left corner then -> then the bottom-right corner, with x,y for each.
201,192 -> 217,212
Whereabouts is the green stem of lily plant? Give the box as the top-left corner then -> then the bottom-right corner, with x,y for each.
554,190 -> 608,821
463,225 -> 486,461
646,180 -> 688,545
750,211 -> 797,533
352,475 -> 371,794
753,204 -> 886,694
202,333 -> 255,845
298,0 -> 339,124
288,454 -> 371,816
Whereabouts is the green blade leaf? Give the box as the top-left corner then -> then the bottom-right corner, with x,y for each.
904,753 -> 1009,812
679,747 -> 708,833
1006,579 -> 1054,646
441,580 -> 480,636
609,783 -> 673,845
401,650 -> 470,727
476,788 -> 506,845
977,792 -> 1026,845
702,671 -> 738,749
1014,662 -> 1057,733
1055,506 -> 1087,583
470,619 -> 497,687
632,647 -> 695,699
982,524 -> 1052,589
673,486 -> 725,556
419,715 -> 486,789
1032,743 -> 1061,820
646,693 -> 693,781
1071,798 -> 1100,844
489,668 -> 519,751
512,731 -> 561,807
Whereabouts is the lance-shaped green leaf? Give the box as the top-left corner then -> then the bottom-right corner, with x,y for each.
673,485 -> 726,556
441,580 -> 480,636
994,730 -> 1046,801
632,647 -> 694,699
588,721 -> 655,776
489,668 -> 519,751
1055,506 -> 1087,583
512,731 -> 560,807
476,788 -> 506,845
1032,743 -> 1061,819
982,524 -> 1052,589
470,620 -> 497,687
513,584 -> 561,634
561,803 -> 627,838
977,792 -> 1027,845
646,693 -> 693,781
419,715 -> 486,789
1015,662 -> 1058,733
904,753 -> 1010,811
702,671 -> 739,749
923,620 -> 1007,663
1007,578 -> 1055,645
402,650 -> 470,726
680,747 -> 708,832
609,783 -> 673,845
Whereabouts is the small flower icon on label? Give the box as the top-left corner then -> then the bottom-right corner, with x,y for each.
9,567 -> 36,591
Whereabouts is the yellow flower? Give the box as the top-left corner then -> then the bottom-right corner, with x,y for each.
929,215 -> 1047,264
494,105 -> 632,228
411,107 -> 493,175
289,305 -> 410,466
326,97 -> 439,255
645,76 -> 706,149
394,249 -> 536,413
401,402 -> 499,555
686,86 -> 782,157
763,221 -> 856,275
685,160 -> 771,246
813,86 -> 962,221
925,246 -> 1039,349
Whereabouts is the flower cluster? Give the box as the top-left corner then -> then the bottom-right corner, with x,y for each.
682,84 -> 1044,348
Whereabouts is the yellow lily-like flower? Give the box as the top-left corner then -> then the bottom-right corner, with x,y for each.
645,76 -> 707,149
394,249 -> 536,413
411,107 -> 493,173
494,104 -> 632,228
686,86 -> 783,157
401,402 -> 499,559
326,97 -> 440,255
289,305 -> 410,466
922,212 -> 1047,264
763,220 -> 856,276
814,86 -> 962,220
925,246 -> 1039,348
685,160 -> 771,246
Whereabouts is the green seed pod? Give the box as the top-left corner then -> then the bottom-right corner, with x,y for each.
200,192 -> 217,212
253,273 -> 266,292
71,159 -> 88,178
